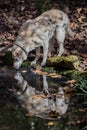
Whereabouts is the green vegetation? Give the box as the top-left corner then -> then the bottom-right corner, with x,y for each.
75,75 -> 87,94
21,60 -> 29,68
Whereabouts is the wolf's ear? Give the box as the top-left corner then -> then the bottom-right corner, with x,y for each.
13,50 -> 20,56
12,49 -> 22,56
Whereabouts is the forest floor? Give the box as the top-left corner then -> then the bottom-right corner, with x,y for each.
0,0 -> 87,70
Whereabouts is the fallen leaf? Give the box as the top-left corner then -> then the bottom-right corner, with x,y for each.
70,22 -> 75,28
67,80 -> 76,84
78,16 -> 86,23
48,73 -> 61,78
47,121 -> 56,126
77,8 -> 82,14
80,54 -> 87,58
78,108 -> 86,112
33,70 -> 48,75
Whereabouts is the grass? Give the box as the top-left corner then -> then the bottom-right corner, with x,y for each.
75,76 -> 87,94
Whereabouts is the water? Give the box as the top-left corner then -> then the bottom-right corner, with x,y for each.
0,68 -> 87,130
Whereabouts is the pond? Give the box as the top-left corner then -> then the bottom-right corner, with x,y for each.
0,67 -> 87,130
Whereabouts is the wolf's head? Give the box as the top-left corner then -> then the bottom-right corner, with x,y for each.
12,44 -> 27,69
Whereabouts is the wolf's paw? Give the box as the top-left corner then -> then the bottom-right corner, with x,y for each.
41,62 -> 46,67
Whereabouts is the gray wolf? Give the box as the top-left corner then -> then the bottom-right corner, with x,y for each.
12,9 -> 74,69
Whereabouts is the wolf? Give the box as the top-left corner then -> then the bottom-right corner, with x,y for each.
12,9 -> 74,69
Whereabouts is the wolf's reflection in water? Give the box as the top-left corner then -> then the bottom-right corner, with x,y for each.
14,72 -> 70,119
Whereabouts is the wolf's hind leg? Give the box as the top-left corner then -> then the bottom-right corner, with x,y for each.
56,26 -> 65,56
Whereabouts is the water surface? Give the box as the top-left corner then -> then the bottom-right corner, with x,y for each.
0,68 -> 87,130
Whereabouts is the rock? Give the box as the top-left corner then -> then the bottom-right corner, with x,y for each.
46,55 -> 80,70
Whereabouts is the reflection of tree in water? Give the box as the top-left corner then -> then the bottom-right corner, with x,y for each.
14,72 -> 70,119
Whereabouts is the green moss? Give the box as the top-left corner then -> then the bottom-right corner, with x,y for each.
61,70 -> 81,76
21,60 -> 29,68
42,66 -> 56,73
47,55 -> 80,70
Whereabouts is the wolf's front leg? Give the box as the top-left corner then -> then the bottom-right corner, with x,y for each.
41,42 -> 49,66
31,47 -> 40,66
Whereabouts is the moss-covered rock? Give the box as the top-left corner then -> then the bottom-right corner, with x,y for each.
46,55 -> 80,70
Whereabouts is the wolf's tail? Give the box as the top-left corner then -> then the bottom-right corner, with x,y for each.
66,22 -> 75,38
